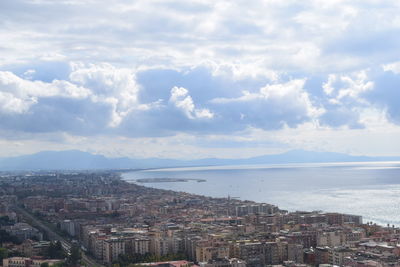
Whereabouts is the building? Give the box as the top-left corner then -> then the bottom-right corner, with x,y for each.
152,237 -> 170,257
20,240 -> 51,257
60,219 -> 76,237
121,236 -> 151,256
343,214 -> 363,225
329,246 -> 353,266
196,245 -> 230,263
199,258 -> 246,267
4,223 -> 43,242
103,238 -> 126,264
287,243 -> 303,264
3,257 -> 62,267
139,260 -> 196,267
317,231 -> 343,247
235,204 -> 278,217
315,247 -> 330,266
237,242 -> 280,267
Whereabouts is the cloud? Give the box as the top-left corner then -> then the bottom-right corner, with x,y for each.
169,86 -> 213,119
0,70 -> 91,115
383,61 -> 400,74
0,91 -> 34,114
363,66 -> 400,125
211,79 -> 320,130
2,0 -> 399,73
69,63 -> 141,126
1,0 -> 400,157
0,66 -> 128,134
316,70 -> 373,128
1,62 -> 400,139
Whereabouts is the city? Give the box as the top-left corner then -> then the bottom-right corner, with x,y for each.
1,172 -> 399,267
2,0 -> 400,267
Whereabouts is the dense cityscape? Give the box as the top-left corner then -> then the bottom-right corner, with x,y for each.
0,172 -> 399,267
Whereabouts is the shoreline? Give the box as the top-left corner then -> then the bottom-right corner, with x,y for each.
119,173 -> 367,224
120,170 -> 400,227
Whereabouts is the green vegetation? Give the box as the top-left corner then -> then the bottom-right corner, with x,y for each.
0,229 -> 20,245
0,247 -> 9,262
45,241 -> 66,259
65,244 -> 81,267
0,216 -> 14,226
40,244 -> 79,267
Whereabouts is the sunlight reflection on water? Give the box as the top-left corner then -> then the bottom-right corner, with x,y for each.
123,161 -> 400,226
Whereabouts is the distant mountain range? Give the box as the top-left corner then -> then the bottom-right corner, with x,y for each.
0,149 -> 399,171
1,150 -> 400,171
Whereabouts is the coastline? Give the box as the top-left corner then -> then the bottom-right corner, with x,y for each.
120,163 -> 400,227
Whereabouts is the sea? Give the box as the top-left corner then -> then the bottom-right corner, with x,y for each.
121,161 -> 400,226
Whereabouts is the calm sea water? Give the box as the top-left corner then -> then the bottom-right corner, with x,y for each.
122,162 -> 400,226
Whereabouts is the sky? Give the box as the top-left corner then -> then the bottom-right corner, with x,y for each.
1,0 -> 400,159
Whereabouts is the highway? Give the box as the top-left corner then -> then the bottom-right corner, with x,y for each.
12,205 -> 105,267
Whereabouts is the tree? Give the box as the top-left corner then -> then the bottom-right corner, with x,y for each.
46,241 -> 65,259
0,247 -> 8,262
41,263 -> 50,267
52,263 -> 66,267
0,216 -> 14,226
66,245 -> 81,267
0,229 -> 19,245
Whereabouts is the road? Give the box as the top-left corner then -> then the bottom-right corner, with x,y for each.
12,205 -> 105,267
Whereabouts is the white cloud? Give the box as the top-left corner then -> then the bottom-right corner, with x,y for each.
383,61 -> 400,74
1,1 -> 400,157
213,79 -> 319,117
322,71 -> 373,103
336,71 -> 373,100
323,74 -> 336,96
0,70 -> 91,115
0,91 -> 35,114
69,63 -> 140,126
318,70 -> 375,128
1,0 -> 398,72
169,86 -> 213,119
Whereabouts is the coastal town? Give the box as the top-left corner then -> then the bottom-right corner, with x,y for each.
0,172 -> 399,267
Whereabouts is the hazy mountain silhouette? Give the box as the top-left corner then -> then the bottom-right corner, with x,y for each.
0,149 -> 399,171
